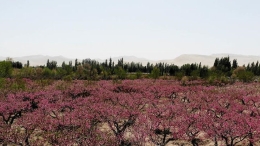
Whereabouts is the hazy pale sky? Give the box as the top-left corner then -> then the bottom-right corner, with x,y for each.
1,0 -> 260,60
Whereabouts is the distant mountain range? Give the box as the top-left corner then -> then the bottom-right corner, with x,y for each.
0,54 -> 260,67
165,54 -> 260,67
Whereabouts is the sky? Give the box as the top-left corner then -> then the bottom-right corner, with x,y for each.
0,0 -> 260,60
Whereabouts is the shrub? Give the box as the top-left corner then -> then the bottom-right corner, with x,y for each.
115,67 -> 127,79
232,67 -> 254,82
237,70 -> 254,82
181,76 -> 189,85
42,68 -> 53,79
135,70 -> 142,79
0,78 -> 5,88
62,75 -> 73,82
0,61 -> 13,78
150,67 -> 160,80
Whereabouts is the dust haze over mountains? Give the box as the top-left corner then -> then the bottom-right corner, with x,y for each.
0,54 -> 260,67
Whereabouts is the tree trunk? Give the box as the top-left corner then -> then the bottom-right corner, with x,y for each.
191,138 -> 199,146
120,140 -> 131,146
214,136 -> 218,146
25,135 -> 30,146
248,132 -> 253,146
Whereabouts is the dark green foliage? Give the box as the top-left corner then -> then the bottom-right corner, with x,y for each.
117,58 -> 124,68
169,65 -> 179,76
155,62 -> 165,76
73,59 -> 79,71
246,61 -> 260,76
180,64 -> 192,76
199,66 -> 209,78
232,59 -> 238,69
12,61 -> 23,69
179,63 -> 201,77
213,56 -> 231,73
46,59 -> 57,70
124,62 -> 145,73
109,57 -> 112,69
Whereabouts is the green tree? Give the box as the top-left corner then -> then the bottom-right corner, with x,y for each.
213,56 -> 231,73
212,56 -> 233,77
150,67 -> 160,79
101,69 -> 109,80
135,70 -> 142,79
232,59 -> 238,69
190,70 -> 200,80
55,68 -> 67,79
46,60 -> 57,70
74,59 -> 79,71
0,61 -> 13,78
27,60 -> 30,67
42,68 -> 53,79
169,65 -> 179,76
63,64 -> 73,76
199,66 -> 209,79
115,67 -> 126,79
109,57 -> 112,69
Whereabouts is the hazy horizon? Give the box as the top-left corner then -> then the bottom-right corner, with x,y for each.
3,52 -> 260,61
1,0 -> 260,60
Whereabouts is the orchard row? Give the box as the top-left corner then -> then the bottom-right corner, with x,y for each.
1,79 -> 260,146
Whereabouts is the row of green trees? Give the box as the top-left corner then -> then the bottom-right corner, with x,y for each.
0,56 -> 259,82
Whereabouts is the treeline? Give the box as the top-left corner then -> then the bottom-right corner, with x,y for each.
0,56 -> 259,82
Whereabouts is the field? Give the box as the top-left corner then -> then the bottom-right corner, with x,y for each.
1,78 -> 260,146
